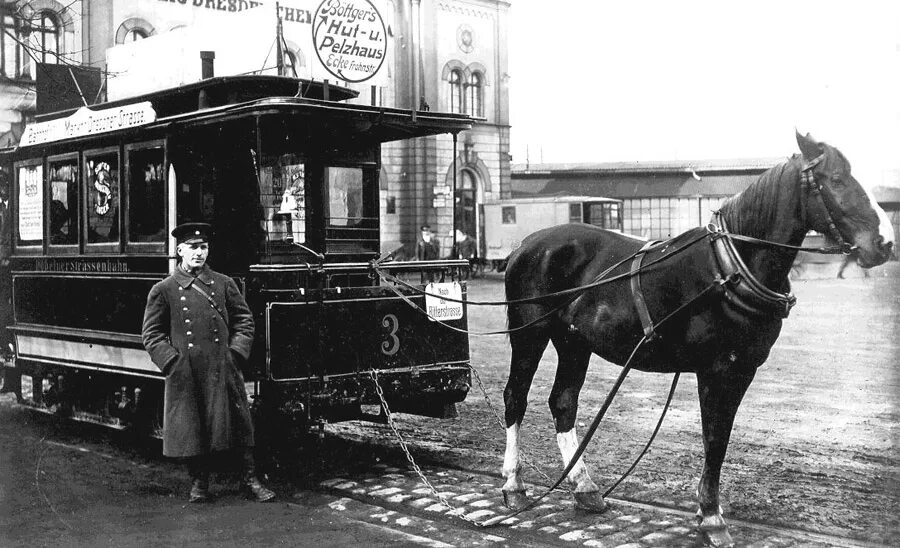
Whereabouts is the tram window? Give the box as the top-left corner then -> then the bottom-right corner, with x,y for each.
258,153 -> 305,244
326,167 -> 363,227
569,203 -> 582,223
606,203 -> 621,229
501,206 -> 516,224
85,151 -> 120,246
15,163 -> 43,248
126,145 -> 165,243
48,157 -> 78,247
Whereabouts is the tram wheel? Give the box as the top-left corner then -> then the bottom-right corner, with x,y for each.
252,398 -> 311,478
0,368 -> 23,403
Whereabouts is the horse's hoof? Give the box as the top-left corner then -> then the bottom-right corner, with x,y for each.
573,491 -> 607,513
698,514 -> 734,547
502,489 -> 529,511
701,526 -> 734,547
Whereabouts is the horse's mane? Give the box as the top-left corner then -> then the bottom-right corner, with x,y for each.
718,155 -> 801,238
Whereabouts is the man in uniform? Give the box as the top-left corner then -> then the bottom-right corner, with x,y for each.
415,224 -> 440,260
142,222 -> 275,503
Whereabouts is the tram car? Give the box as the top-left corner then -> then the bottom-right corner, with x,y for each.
0,75 -> 474,443
484,195 -> 623,265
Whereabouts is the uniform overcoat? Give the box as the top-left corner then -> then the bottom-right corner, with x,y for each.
142,265 -> 255,458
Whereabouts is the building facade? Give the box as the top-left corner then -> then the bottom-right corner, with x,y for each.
0,0 -> 511,257
512,160 -> 900,259
0,1 -> 82,145
511,159 -> 783,240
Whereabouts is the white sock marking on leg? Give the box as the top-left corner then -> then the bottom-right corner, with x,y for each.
556,428 -> 598,492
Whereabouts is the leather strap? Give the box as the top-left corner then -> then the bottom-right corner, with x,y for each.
190,282 -> 227,325
630,241 -> 658,340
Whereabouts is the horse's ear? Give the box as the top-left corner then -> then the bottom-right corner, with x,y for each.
795,130 -> 823,160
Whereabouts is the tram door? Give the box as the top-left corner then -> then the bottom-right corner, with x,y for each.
169,124 -> 262,273
0,165 -> 10,356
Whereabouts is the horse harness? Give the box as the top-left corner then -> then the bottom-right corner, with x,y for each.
798,152 -> 853,253
707,215 -> 796,319
629,218 -> 798,340
629,240 -> 661,341
628,153 -> 852,330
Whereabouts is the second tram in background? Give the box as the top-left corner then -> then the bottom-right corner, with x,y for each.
483,195 -> 623,268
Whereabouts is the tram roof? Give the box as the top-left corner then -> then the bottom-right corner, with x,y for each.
6,76 -> 473,153
34,75 -> 360,122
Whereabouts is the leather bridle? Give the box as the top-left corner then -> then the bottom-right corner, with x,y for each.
799,153 -> 855,254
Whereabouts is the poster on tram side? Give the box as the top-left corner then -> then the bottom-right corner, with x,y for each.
106,0 -> 390,101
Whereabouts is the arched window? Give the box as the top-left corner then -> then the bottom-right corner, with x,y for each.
123,28 -> 148,42
281,50 -> 297,76
449,69 -> 463,114
34,11 -> 59,63
115,18 -> 155,45
280,41 -> 305,77
467,71 -> 483,117
455,169 -> 478,238
0,9 -> 22,78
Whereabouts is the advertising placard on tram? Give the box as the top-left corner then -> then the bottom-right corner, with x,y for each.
20,102 -> 157,146
106,0 -> 389,101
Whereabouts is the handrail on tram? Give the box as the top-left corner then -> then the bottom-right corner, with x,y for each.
249,258 -> 470,273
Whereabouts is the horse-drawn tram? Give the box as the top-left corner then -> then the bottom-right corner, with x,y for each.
0,75 -> 474,442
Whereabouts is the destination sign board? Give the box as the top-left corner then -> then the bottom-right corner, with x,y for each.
20,102 -> 157,146
425,282 -> 464,322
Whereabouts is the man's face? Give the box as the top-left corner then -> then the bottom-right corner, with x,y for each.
421,229 -> 431,242
177,242 -> 209,270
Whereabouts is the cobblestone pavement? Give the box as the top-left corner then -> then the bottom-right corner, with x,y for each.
320,464 -> 884,548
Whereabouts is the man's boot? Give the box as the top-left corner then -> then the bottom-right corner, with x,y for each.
187,456 -> 211,503
241,449 -> 275,502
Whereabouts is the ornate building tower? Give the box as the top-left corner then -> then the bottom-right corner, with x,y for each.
378,0 -> 511,257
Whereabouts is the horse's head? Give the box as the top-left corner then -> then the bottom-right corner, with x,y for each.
796,131 -> 894,268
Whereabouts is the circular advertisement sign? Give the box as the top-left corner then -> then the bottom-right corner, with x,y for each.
312,0 -> 387,83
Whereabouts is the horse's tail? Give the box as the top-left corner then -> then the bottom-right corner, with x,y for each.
495,256 -> 509,273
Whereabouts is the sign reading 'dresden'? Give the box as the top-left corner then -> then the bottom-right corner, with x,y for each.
20,102 -> 157,146
313,0 -> 386,83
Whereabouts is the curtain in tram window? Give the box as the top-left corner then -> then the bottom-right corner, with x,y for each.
85,154 -> 119,244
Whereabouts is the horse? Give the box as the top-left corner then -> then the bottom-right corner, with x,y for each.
499,132 -> 894,547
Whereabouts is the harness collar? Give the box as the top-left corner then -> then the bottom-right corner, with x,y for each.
708,213 -> 796,319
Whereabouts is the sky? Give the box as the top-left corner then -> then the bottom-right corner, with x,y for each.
508,1 -> 900,188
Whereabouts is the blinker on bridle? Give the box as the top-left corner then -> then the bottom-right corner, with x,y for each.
799,153 -> 855,255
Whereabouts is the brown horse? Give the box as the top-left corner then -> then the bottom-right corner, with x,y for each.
500,132 -> 894,546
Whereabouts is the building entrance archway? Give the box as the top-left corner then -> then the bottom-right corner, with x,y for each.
455,169 -> 478,240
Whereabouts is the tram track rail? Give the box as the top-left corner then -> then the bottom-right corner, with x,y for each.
322,421 -> 886,548
0,396 -> 890,548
